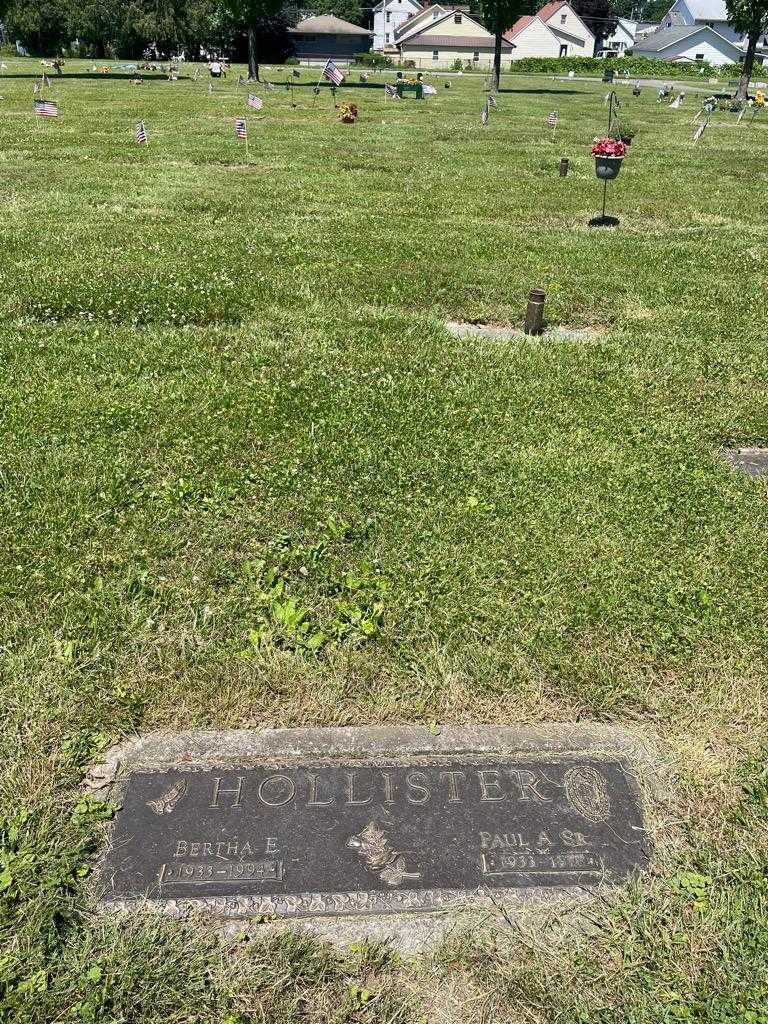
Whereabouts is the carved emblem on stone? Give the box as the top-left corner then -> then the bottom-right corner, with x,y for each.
346,822 -> 421,886
146,779 -> 187,815
564,766 -> 611,823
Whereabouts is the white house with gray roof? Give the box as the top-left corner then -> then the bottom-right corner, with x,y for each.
633,23 -> 752,64
637,0 -> 768,63
373,0 -> 423,53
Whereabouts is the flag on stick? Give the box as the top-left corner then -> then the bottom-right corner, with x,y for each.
33,81 -> 40,95
693,119 -> 708,142
235,115 -> 249,158
43,73 -> 51,88
264,79 -> 275,91
207,81 -> 213,95
135,120 -> 148,145
384,83 -> 398,99
422,83 -> 436,96
247,93 -> 263,110
487,93 -> 497,108
481,102 -> 489,126
322,59 -> 344,86
547,110 -> 558,127
670,95 -> 682,109
34,99 -> 58,117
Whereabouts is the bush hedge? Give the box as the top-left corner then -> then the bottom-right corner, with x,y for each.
508,55 -> 743,80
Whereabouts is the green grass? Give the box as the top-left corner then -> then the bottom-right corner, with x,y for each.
1,58 -> 767,1023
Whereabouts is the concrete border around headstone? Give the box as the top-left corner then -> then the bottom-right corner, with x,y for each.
88,724 -> 664,953
722,446 -> 768,477
445,322 -> 602,342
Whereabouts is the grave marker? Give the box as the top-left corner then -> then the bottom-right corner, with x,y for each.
94,727 -> 653,926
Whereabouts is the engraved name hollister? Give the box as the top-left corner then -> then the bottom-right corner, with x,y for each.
102,760 -> 648,915
204,766 -> 556,809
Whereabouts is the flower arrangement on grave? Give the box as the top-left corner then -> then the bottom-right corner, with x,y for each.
611,121 -> 635,145
337,101 -> 358,124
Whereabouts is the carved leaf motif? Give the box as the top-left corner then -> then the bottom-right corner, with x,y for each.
564,766 -> 611,824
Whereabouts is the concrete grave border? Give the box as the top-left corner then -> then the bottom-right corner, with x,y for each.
89,724 -> 665,952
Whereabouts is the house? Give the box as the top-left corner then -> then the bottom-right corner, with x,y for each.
504,16 -> 562,58
599,18 -> 638,55
289,14 -> 372,61
373,0 -> 423,53
632,23 -> 761,64
657,0 -> 768,54
398,7 -> 513,67
505,1 -> 596,60
394,4 -> 453,45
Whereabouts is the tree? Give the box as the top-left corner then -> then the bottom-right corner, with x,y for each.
4,0 -> 72,53
307,0 -> 365,27
727,0 -> 768,99
222,0 -> 286,79
570,0 -> 618,54
480,0 -> 527,90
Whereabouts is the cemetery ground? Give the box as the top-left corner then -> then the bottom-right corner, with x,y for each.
1,60 -> 768,1023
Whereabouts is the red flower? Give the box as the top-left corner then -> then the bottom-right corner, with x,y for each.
591,137 -> 627,157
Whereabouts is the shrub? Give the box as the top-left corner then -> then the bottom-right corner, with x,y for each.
452,58 -> 463,70
285,56 -> 300,65
353,51 -> 393,68
508,55 -> 742,80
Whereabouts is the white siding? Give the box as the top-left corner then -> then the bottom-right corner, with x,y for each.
374,0 -> 421,51
670,35 -> 741,62
399,42 -> 506,67
510,19 -> 561,59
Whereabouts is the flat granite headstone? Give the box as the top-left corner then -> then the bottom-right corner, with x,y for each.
91,726 -> 656,945
723,447 -> 768,477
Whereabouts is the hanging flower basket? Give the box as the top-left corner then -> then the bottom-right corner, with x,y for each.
591,137 -> 627,179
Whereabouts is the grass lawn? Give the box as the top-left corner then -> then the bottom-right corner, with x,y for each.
1,58 -> 767,1023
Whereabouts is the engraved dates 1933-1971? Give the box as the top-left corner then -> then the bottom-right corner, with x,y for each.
99,760 -> 648,917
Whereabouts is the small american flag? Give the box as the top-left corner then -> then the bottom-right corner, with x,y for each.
34,99 -> 58,117
264,79 -> 275,91
547,110 -> 558,127
322,59 -> 344,87
487,93 -> 497,108
33,81 -> 40,95
693,120 -> 707,142
422,83 -> 436,96
235,117 -> 247,139
135,120 -> 148,144
207,81 -> 213,95
384,83 -> 397,98
247,93 -> 263,110
238,74 -> 247,86
43,73 -> 51,88
481,103 -> 489,126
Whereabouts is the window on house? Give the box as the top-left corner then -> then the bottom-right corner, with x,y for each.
386,31 -> 390,40
560,13 -> 567,22
454,12 -> 462,22
559,43 -> 568,56
432,48 -> 439,59
694,51 -> 705,59
386,11 -> 390,20
473,50 -> 479,60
